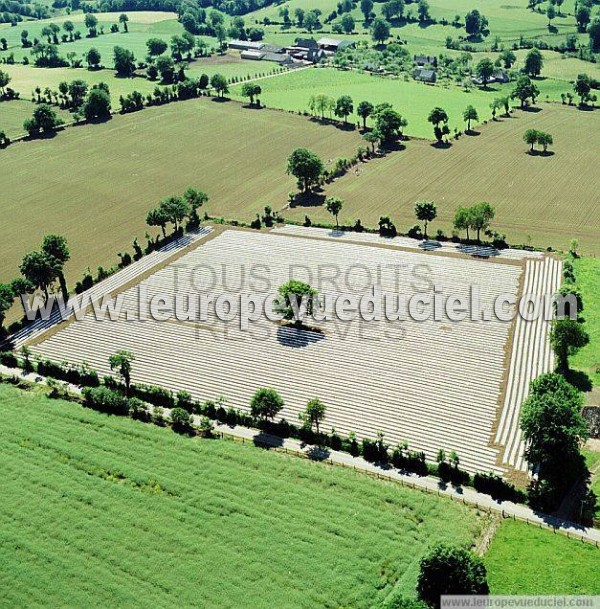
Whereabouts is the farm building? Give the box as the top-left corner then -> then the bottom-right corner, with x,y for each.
472,70 -> 511,85
229,40 -> 265,51
413,68 -> 437,83
414,54 -> 437,67
317,37 -> 356,53
241,50 -> 266,60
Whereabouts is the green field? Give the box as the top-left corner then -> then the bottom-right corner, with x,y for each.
0,98 -> 71,139
292,103 -> 600,255
572,257 -> 600,387
234,66 -> 506,138
485,520 -> 600,594
1,63 -> 166,100
0,383 -> 482,608
0,99 -> 361,285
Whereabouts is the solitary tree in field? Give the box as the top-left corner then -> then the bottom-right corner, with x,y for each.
210,73 -> 229,98
250,387 -> 284,421
417,544 -> 489,608
414,200 -> 437,239
499,49 -> 516,68
241,82 -> 262,106
547,4 -> 556,27
357,100 -> 374,129
287,148 -> 324,194
334,95 -> 353,123
549,318 -> 589,371
300,397 -> 327,434
119,13 -> 129,32
41,235 -> 70,302
475,57 -> 494,87
275,280 -> 318,325
524,48 -> 544,77
86,47 -> 102,69
109,350 -> 135,394
371,17 -> 391,44
341,13 -> 355,34
326,197 -> 343,229
463,105 -> 479,131
63,20 -> 75,41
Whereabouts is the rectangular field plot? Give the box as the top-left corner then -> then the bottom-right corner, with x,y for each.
32,230 -> 530,474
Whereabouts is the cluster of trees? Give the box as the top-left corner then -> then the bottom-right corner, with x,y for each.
453,202 -> 496,242
573,73 -> 598,107
511,75 -> 540,108
521,372 -> 589,511
523,128 -> 553,153
0,235 -> 72,324
23,103 -> 64,136
146,187 -> 208,236
464,9 -> 488,38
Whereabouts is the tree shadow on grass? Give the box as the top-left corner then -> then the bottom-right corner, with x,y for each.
527,150 -> 556,157
211,96 -> 231,103
522,105 -> 543,113
465,129 -> 481,136
430,140 -> 452,149
289,191 -> 326,208
565,369 -> 593,392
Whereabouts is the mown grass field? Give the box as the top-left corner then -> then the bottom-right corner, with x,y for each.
571,257 -> 600,387
293,104 -> 600,254
0,98 -> 71,139
0,99 -> 361,285
234,67 -> 503,138
0,384 -> 482,608
485,520 -> 600,594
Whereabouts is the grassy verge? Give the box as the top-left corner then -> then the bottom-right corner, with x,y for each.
485,520 -> 600,594
572,257 -> 600,387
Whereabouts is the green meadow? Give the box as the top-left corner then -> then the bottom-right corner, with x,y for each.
0,384 -> 482,609
485,520 -> 600,594
234,66 -> 504,138
571,257 -> 600,387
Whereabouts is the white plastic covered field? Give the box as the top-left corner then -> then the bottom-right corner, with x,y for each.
31,230 -> 560,475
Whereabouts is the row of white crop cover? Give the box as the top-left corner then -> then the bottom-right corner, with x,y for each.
495,256 -> 562,471
31,233 -> 524,474
12,227 -> 213,349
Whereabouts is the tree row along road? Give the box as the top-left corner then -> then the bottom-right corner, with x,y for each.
1,362 -> 599,547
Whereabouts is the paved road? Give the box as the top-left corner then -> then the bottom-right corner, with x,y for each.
2,363 -> 599,547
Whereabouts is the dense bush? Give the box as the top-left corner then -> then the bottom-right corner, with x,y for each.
82,386 -> 130,415
0,351 -> 18,367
